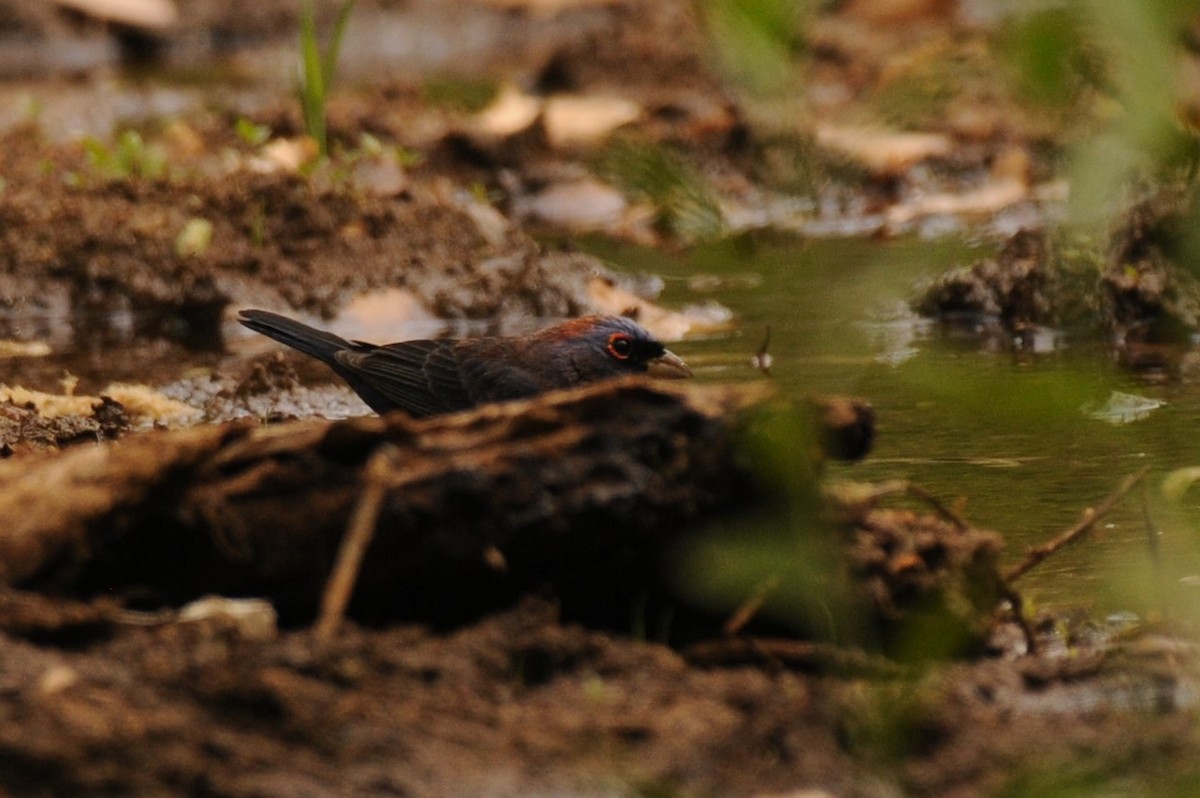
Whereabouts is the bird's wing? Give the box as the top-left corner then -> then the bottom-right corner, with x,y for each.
334,340 -> 474,417
452,346 -> 545,402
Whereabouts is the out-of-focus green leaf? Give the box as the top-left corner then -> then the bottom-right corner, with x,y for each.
670,403 -> 869,643
595,138 -> 724,240
1066,1 -> 1195,224
1001,7 -> 1092,108
423,76 -> 499,113
297,0 -> 356,156
235,117 -> 271,147
697,0 -> 811,95
175,217 -> 214,259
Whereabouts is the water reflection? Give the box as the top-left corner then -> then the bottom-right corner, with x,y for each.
581,232 -> 1200,614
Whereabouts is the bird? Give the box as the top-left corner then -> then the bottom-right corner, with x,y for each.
237,308 -> 693,418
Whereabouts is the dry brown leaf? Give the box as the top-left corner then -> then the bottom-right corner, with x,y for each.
0,386 -> 95,418
52,0 -> 178,28
0,340 -> 51,359
587,278 -> 720,341
815,125 -> 952,174
335,288 -> 439,341
543,95 -> 642,147
251,137 -> 320,174
473,84 -> 542,138
526,178 -> 629,230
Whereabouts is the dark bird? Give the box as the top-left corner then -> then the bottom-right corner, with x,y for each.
238,309 -> 693,417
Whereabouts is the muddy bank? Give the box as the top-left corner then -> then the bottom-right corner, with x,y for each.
0,134 -> 690,402
0,373 -> 1186,797
0,161 -> 615,332
1,594 -> 1197,798
915,192 -> 1200,369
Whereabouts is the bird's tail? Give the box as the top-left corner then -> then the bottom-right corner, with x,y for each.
237,309 -> 352,365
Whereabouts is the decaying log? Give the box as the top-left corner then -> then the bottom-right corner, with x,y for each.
0,376 -> 1001,656
0,424 -> 240,587
0,374 -> 1003,657
1,380 -> 763,621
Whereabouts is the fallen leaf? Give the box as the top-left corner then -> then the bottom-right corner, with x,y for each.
336,288 -> 441,342
52,0 -> 178,28
251,137 -> 320,173
885,177 -> 1028,226
0,383 -> 201,426
0,340 -> 51,359
526,178 -> 629,230
816,125 -> 952,174
543,95 -> 642,147
587,278 -> 732,341
473,84 -> 542,138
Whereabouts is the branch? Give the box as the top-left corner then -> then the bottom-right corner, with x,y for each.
1004,466 -> 1151,583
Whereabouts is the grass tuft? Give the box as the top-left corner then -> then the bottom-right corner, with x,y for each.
298,0 -> 357,157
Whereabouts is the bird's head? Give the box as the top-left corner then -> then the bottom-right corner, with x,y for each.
537,315 -> 693,383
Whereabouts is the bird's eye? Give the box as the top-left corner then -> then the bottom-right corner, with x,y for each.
607,333 -> 634,360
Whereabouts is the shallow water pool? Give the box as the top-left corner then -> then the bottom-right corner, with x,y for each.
585,232 -> 1200,616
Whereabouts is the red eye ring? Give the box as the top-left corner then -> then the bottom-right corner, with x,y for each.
607,333 -> 634,360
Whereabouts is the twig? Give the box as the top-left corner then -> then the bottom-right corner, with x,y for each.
1141,481 -> 1165,617
1004,465 -> 1151,584
827,480 -> 970,532
684,637 -> 907,678
1000,583 -> 1037,655
723,576 -> 780,636
1141,481 -> 1161,574
313,445 -> 393,645
905,483 -> 969,532
752,325 -> 773,375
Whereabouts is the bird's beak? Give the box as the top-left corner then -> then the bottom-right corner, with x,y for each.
647,349 -> 693,379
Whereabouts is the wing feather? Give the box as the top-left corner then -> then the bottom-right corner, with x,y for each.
335,340 -> 473,417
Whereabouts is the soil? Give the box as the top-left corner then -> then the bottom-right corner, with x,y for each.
4,595 -> 1198,798
0,1 -> 1198,796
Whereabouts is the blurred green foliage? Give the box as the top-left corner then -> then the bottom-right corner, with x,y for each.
1059,1 -> 1200,226
696,0 -> 809,95
995,762 -> 1200,798
594,137 -> 725,240
671,402 -> 868,644
836,680 -> 944,767
869,42 -> 996,130
297,0 -> 356,157
999,7 -> 1098,110
235,117 -> 272,147
696,0 -> 1200,227
422,76 -> 499,113
82,130 -> 166,180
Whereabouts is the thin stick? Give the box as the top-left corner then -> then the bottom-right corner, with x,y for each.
723,576 -> 780,636
1141,481 -> 1166,617
1141,481 -> 1161,574
825,479 -> 968,531
684,637 -> 906,678
752,325 -> 773,375
905,483 -> 969,532
1004,465 -> 1151,584
1000,583 -> 1037,655
314,445 -> 393,645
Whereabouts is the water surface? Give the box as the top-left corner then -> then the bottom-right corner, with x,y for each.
585,233 -> 1200,614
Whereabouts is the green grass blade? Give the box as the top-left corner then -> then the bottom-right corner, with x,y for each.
323,0 -> 357,95
298,0 -> 326,152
